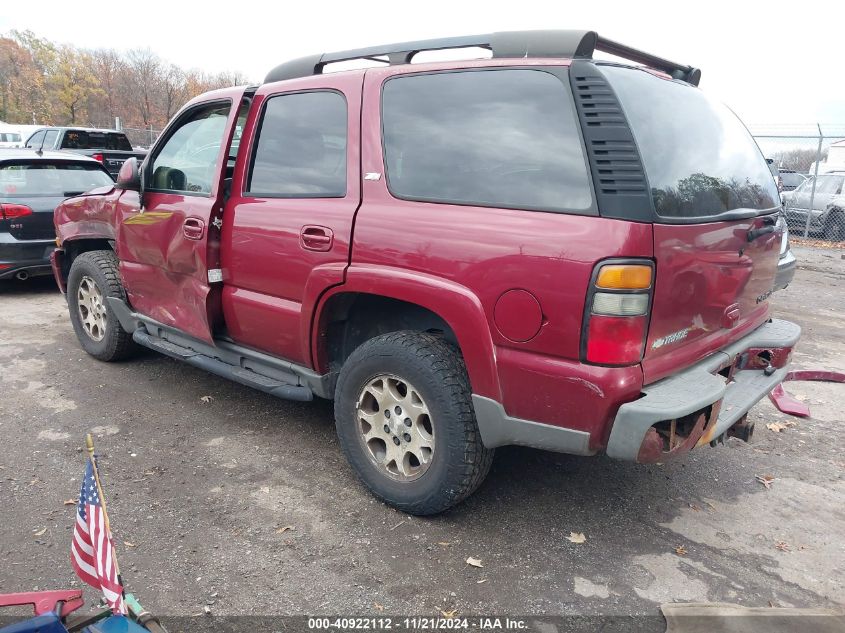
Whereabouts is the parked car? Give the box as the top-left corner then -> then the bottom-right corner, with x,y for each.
24,127 -> 147,179
778,169 -> 807,192
774,213 -> 796,290
782,173 -> 845,239
51,30 -> 799,515
1,151 -> 112,281
0,131 -> 23,148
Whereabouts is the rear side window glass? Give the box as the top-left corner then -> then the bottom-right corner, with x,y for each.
61,131 -> 133,151
603,66 -> 778,218
247,91 -> 347,197
381,69 -> 592,212
43,130 -> 59,148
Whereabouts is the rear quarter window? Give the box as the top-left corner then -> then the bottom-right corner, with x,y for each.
381,69 -> 593,213
603,66 -> 779,219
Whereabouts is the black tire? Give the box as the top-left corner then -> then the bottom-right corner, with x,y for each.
67,250 -> 136,362
827,211 -> 845,241
334,331 -> 494,515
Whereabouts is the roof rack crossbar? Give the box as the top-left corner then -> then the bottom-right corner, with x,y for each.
594,36 -> 700,85
264,30 -> 701,86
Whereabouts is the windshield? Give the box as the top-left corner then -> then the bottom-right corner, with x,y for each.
811,174 -> 844,194
604,65 -> 779,219
60,130 -> 133,151
0,163 -> 113,197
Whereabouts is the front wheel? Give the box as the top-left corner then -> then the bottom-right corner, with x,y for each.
67,250 -> 136,361
827,212 -> 845,241
334,331 -> 494,515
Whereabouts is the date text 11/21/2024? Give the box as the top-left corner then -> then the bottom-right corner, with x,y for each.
307,617 -> 528,630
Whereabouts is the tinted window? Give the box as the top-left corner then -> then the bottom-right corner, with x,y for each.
604,66 -> 779,218
0,163 -> 113,197
381,69 -> 592,212
25,130 -> 45,148
150,102 -> 231,194
248,91 -> 347,197
60,131 -> 133,151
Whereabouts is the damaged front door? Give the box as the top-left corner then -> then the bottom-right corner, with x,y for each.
117,89 -> 245,342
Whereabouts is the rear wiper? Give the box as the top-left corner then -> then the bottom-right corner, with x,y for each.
64,191 -> 85,197
747,215 -> 777,242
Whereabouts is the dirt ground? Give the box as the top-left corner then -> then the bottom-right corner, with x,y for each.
1,246 -> 843,624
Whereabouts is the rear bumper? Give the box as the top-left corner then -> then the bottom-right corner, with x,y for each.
0,234 -> 54,280
606,318 -> 801,462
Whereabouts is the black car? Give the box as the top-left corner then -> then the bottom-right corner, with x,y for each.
24,127 -> 147,178
0,151 -> 113,281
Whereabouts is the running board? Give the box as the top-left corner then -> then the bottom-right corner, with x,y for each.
106,296 -> 330,399
132,329 -> 314,402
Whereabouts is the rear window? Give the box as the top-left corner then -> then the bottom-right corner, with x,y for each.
381,69 -> 593,213
0,163 -> 113,197
60,130 -> 133,151
603,66 -> 778,219
781,172 -> 807,188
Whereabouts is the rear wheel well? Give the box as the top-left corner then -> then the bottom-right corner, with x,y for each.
321,293 -> 459,386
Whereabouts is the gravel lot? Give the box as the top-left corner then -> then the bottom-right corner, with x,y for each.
1,246 -> 843,624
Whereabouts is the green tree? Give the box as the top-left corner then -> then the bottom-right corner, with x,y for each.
51,47 -> 103,124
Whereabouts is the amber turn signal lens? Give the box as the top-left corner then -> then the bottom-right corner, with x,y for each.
596,265 -> 652,290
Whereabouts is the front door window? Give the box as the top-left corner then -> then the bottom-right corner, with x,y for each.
149,103 -> 232,194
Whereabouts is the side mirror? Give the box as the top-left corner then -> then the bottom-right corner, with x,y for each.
115,157 -> 141,191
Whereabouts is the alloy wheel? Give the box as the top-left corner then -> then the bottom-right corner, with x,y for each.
77,275 -> 107,342
356,374 -> 435,482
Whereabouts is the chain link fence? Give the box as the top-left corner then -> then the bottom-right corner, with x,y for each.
751,124 -> 845,244
120,126 -> 161,150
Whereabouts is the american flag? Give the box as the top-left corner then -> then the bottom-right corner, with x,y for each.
70,458 -> 126,614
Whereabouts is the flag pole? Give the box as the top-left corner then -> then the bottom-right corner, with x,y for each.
85,434 -> 125,595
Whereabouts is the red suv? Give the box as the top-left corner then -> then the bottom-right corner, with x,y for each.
51,31 -> 800,514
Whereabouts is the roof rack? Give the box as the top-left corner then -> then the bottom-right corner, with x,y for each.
264,30 -> 701,86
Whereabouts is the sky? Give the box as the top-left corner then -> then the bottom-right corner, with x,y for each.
1,0 -> 843,131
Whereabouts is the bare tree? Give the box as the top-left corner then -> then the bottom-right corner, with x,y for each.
89,49 -> 124,126
126,48 -> 162,127
0,30 -> 255,132
162,64 -> 188,121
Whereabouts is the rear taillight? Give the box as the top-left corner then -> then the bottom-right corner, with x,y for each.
582,261 -> 654,366
91,153 -> 104,162
0,203 -> 33,220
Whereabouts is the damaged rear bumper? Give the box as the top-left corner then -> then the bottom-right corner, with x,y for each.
606,319 -> 801,462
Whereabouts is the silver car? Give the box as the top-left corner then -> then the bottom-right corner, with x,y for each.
782,173 -> 845,240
